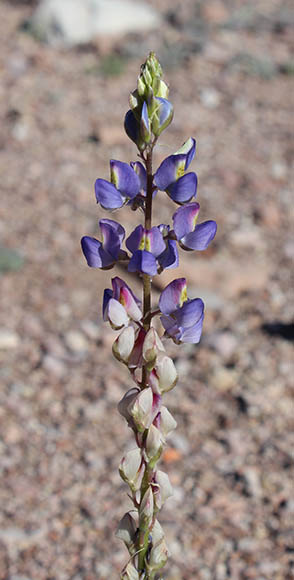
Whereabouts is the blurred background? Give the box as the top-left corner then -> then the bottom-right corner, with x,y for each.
0,0 -> 293,578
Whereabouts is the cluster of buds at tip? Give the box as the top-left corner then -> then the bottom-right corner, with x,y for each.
81,52 -> 217,577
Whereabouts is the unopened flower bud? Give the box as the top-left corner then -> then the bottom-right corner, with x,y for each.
142,328 -> 164,368
140,102 -> 151,144
121,562 -> 140,580
156,406 -> 177,438
153,78 -> 169,99
151,97 -> 174,137
149,353 -> 178,394
129,90 -> 139,111
137,75 -> 146,97
118,387 -> 140,426
116,512 -> 137,555
151,519 -> 165,544
130,387 -> 160,432
148,536 -> 169,572
128,328 -> 145,369
153,470 -> 173,509
112,326 -> 135,364
104,296 -> 129,330
146,424 -> 163,464
139,486 -> 154,530
119,448 -> 145,492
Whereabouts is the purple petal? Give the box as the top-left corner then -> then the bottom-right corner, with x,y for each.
167,172 -> 197,204
160,315 -> 181,341
152,97 -> 174,135
128,250 -> 158,276
180,313 -> 204,343
124,109 -> 140,145
154,154 -> 187,191
146,227 -> 166,257
159,278 -> 187,315
181,220 -> 217,250
111,276 -> 141,307
99,219 -> 125,259
174,137 -> 196,170
173,298 -> 204,328
95,179 -> 124,210
140,101 -> 151,142
158,240 -> 179,270
172,203 -> 200,240
102,288 -> 113,320
126,225 -> 145,254
130,161 -> 147,194
110,160 -> 140,199
81,236 -> 113,268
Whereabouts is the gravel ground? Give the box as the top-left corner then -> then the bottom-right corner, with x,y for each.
0,1 -> 293,578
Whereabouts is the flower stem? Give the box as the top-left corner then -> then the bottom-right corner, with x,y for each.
138,148 -> 154,574
141,148 -> 153,386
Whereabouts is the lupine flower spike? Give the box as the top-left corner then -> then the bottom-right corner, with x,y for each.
81,52 -> 217,578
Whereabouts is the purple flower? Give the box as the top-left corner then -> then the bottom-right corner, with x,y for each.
95,160 -> 140,210
151,97 -> 174,137
157,224 -> 179,270
103,277 -> 142,328
159,278 -> 204,344
126,225 -> 166,276
154,138 -> 197,204
172,203 -> 217,251
81,219 -> 127,269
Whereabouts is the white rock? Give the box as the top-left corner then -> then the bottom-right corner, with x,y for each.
0,329 -> 20,349
64,330 -> 88,353
32,0 -> 161,46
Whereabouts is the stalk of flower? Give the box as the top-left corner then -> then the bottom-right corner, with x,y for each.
81,52 -> 217,579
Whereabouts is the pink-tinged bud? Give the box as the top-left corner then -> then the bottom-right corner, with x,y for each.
130,387 -> 160,432
128,328 -> 145,369
118,387 -> 140,427
112,277 -> 142,322
146,425 -> 163,464
153,470 -> 173,510
105,298 -> 129,330
142,328 -> 165,368
148,536 -> 169,572
121,562 -> 140,580
139,486 -> 154,530
158,406 -> 177,438
149,353 -> 178,394
115,512 -> 137,555
119,448 -> 145,492
112,326 -> 135,364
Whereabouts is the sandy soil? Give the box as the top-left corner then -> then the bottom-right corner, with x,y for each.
0,1 -> 293,578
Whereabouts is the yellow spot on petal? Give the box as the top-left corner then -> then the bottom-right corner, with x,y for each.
145,236 -> 151,252
139,235 -> 146,250
192,211 -> 199,229
110,168 -> 118,188
176,161 -> 185,180
179,286 -> 187,307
